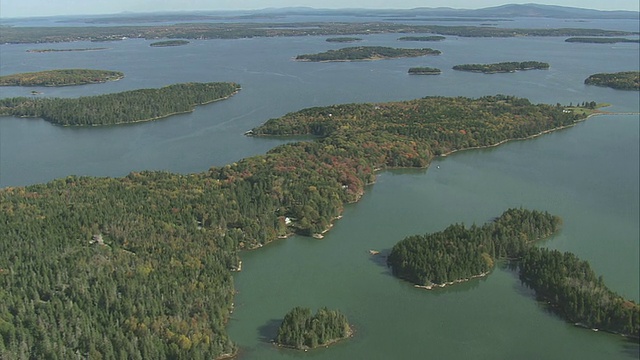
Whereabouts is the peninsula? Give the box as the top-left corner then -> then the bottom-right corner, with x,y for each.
26,47 -> 108,53
275,307 -> 352,350
453,61 -> 550,73
295,46 -> 441,62
0,95 -> 601,359
565,37 -> 640,43
326,37 -> 362,43
0,82 -> 240,126
0,69 -> 123,87
398,36 -> 446,41
150,40 -> 190,47
584,71 -> 640,91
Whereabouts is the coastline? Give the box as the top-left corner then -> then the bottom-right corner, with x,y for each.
414,271 -> 491,290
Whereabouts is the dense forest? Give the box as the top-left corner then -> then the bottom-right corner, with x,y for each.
295,46 -> 441,62
0,22 -> 634,44
275,307 -> 351,350
326,37 -> 362,42
0,69 -> 123,87
453,61 -> 550,73
0,95 -> 595,359
386,208 -> 561,287
584,71 -> 640,91
520,248 -> 639,337
150,40 -> 190,47
408,67 -> 442,75
0,82 -> 241,126
398,36 -> 446,41
565,37 -> 640,43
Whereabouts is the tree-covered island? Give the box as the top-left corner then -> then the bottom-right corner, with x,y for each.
295,46 -> 441,62
565,37 -> 640,43
0,82 -> 240,126
275,307 -> 352,350
0,95 -> 602,358
0,69 -> 123,87
408,67 -> 442,75
326,37 -> 362,42
453,61 -> 550,73
150,40 -> 190,47
398,35 -> 446,41
584,71 -> 640,91
26,48 -> 108,53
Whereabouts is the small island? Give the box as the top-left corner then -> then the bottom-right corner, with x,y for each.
295,46 -> 441,62
398,36 -> 446,41
584,71 -> 640,91
149,40 -> 190,47
275,307 -> 352,350
452,61 -> 550,74
408,67 -> 441,75
0,69 -> 124,87
326,37 -> 362,43
565,37 -> 640,44
0,82 -> 240,126
26,48 -> 107,53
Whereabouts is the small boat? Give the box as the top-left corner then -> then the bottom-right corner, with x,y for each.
369,249 -> 380,255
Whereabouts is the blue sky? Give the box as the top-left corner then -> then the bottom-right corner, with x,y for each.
1,0 -> 638,18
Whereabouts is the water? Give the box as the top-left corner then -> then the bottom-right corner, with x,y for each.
0,18 -> 638,359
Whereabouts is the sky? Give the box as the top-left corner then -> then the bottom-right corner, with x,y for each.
0,0 -> 639,18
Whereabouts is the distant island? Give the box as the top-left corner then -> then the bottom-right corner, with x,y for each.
387,208 -> 640,338
26,48 -> 107,53
326,37 -> 362,43
150,40 -> 190,47
275,307 -> 352,350
398,36 -> 446,41
296,46 -> 441,62
565,37 -> 640,44
0,69 -> 123,87
584,71 -> 640,90
0,82 -> 240,125
453,61 -> 550,73
408,67 -> 441,75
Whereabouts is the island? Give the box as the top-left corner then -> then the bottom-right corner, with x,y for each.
0,82 -> 240,126
565,37 -> 640,43
26,47 -> 107,53
275,307 -> 352,350
387,209 -> 640,338
0,69 -> 124,87
295,46 -> 441,62
326,37 -> 362,43
0,95 -> 602,359
584,71 -> 640,91
398,35 -> 446,41
408,67 -> 442,75
453,61 -> 550,73
150,39 -> 190,47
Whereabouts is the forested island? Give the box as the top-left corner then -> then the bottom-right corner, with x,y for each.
398,36 -> 446,41
295,46 -> 441,62
150,40 -> 190,47
326,37 -> 362,43
565,37 -> 640,43
408,67 -> 442,75
0,69 -> 123,87
453,61 -> 550,73
0,95 -> 600,359
2,22 -> 634,44
0,82 -> 240,125
584,71 -> 640,91
26,47 -> 107,53
387,209 -> 640,338
275,307 -> 352,350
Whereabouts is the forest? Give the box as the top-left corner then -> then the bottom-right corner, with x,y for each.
0,95 -> 595,359
295,46 -> 441,62
0,22 -> 634,44
397,36 -> 446,41
275,307 -> 351,350
408,67 -> 442,75
150,40 -> 190,47
584,71 -> 640,91
0,82 -> 241,126
0,69 -> 123,87
326,37 -> 362,42
565,37 -> 640,43
453,61 -> 550,73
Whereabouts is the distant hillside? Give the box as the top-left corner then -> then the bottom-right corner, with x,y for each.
461,4 -> 639,19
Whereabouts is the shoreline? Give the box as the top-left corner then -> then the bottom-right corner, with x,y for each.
414,271 -> 491,290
